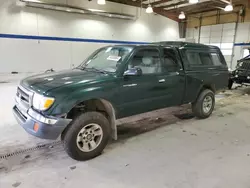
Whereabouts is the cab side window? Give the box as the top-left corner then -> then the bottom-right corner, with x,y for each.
185,50 -> 224,67
128,49 -> 161,74
186,51 -> 202,66
199,52 -> 213,65
161,48 -> 179,73
185,51 -> 219,67
210,53 -> 223,66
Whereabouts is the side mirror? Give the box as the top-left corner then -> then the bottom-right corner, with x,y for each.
124,67 -> 142,76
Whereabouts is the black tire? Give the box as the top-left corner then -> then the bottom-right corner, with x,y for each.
228,79 -> 233,90
62,112 -> 111,161
192,89 -> 215,119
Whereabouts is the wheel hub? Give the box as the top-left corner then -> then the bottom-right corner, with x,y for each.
203,96 -> 213,114
76,123 -> 103,152
86,134 -> 93,141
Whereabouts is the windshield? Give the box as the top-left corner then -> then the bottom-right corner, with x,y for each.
78,46 -> 133,73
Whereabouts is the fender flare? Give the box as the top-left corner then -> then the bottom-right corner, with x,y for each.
100,99 -> 117,140
194,84 -> 216,102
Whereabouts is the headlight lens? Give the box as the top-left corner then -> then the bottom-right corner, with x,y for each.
32,93 -> 55,111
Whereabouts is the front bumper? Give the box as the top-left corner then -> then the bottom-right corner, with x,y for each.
13,105 -> 71,140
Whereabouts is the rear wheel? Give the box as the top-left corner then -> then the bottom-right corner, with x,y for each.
62,112 -> 111,161
192,89 -> 215,119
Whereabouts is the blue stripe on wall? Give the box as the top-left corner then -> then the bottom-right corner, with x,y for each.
0,33 -> 149,45
234,43 -> 250,46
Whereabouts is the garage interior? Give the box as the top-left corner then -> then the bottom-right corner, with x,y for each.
1,0 -> 250,187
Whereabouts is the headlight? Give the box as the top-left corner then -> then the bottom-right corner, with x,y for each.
32,93 -> 55,111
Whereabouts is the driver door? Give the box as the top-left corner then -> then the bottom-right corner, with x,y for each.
117,47 -> 166,118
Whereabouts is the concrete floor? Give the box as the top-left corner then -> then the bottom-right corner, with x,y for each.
1,76 -> 250,188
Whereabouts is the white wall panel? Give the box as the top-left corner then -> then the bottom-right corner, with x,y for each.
210,31 -> 222,37
194,29 -> 200,42
200,31 -> 210,38
200,26 -> 211,38
0,6 -> 37,35
210,43 -> 221,48
224,55 -> 232,66
210,37 -> 221,43
224,55 -> 232,61
223,23 -> 236,29
201,25 -> 211,31
221,37 -> 234,43
221,43 -> 233,49
235,23 -> 250,43
211,24 -> 223,31
232,46 -> 241,68
0,0 -> 179,73
200,37 -> 210,43
0,38 -> 71,72
155,15 -> 179,41
238,22 -> 250,30
222,30 -> 235,37
235,33 -> 248,43
186,28 -> 199,43
186,29 -> 194,38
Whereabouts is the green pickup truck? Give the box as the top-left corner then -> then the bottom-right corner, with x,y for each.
13,42 -> 228,161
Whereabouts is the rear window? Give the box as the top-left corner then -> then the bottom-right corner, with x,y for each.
185,51 -> 224,67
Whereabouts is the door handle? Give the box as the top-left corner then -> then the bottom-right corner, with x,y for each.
176,72 -> 180,75
159,79 -> 165,83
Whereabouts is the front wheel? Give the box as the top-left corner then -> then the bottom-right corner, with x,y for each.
192,89 -> 215,119
62,112 -> 111,161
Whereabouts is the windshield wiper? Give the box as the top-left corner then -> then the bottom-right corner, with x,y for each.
84,67 -> 110,74
75,66 -> 111,74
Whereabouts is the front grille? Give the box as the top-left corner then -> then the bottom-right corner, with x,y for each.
16,86 -> 33,111
17,87 -> 29,104
241,62 -> 250,69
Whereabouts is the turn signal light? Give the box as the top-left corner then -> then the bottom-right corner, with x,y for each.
33,123 -> 39,132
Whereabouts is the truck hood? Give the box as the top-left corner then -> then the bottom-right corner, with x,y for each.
21,69 -> 115,94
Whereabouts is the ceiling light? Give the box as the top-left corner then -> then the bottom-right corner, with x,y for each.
178,11 -> 185,19
97,0 -> 106,5
224,4 -> 233,11
189,0 -> 198,3
146,4 -> 153,13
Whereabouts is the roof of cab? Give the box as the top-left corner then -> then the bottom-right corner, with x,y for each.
110,41 -> 219,50
152,41 -> 219,50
